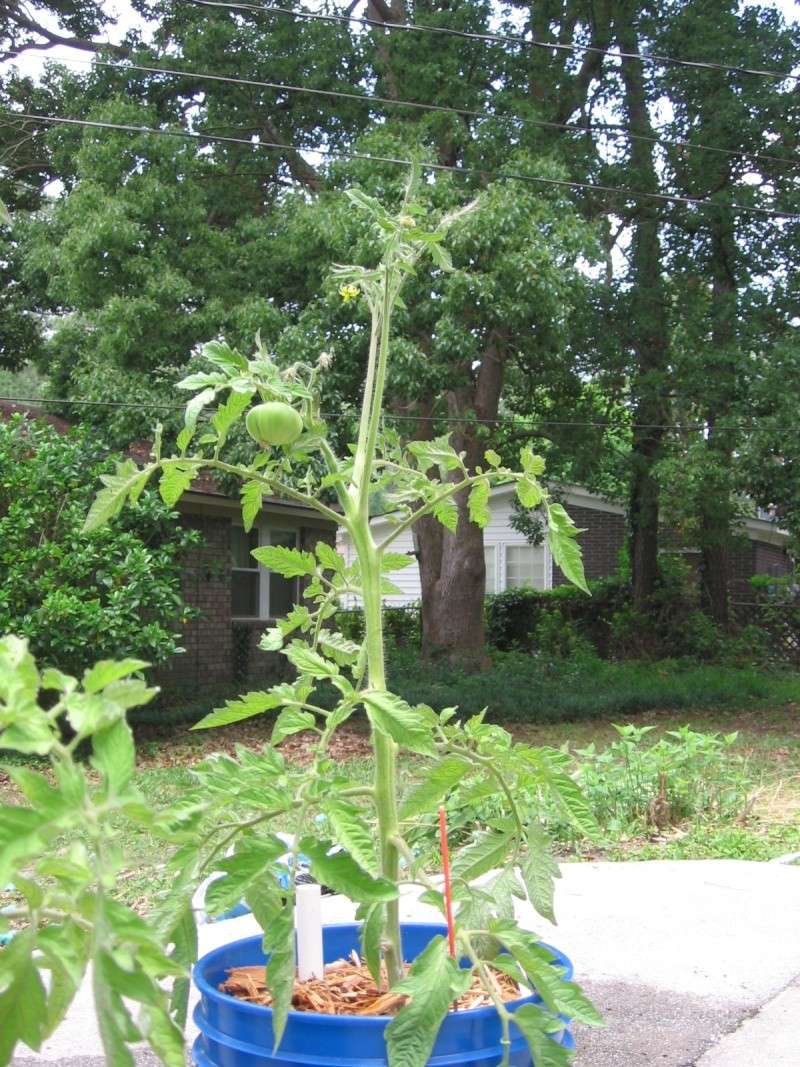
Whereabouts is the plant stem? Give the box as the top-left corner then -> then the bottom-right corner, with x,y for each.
353,264 -> 404,987
357,527 -> 403,986
377,472 -> 507,553
349,314 -> 381,511
359,271 -> 392,517
0,907 -> 93,931
460,932 -> 513,1067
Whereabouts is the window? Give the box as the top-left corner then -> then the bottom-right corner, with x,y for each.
484,545 -> 497,594
505,544 -> 548,590
231,527 -> 259,616
231,525 -> 300,619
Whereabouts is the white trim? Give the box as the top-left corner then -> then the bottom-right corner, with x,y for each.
484,543 -> 498,595
485,480 -> 626,516
741,517 -> 790,547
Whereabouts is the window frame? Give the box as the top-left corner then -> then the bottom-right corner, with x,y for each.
500,540 -> 553,592
231,521 -> 301,621
484,543 -> 498,595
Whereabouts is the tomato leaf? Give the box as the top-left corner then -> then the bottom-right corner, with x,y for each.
299,839 -> 398,903
361,690 -> 436,756
386,937 -> 471,1067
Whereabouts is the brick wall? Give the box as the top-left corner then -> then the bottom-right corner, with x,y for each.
754,540 -> 793,578
231,622 -> 288,686
158,513 -> 340,691
156,513 -> 233,688
551,503 -> 792,591
552,505 -> 626,586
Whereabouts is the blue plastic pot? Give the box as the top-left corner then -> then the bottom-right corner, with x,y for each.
193,922 -> 574,1067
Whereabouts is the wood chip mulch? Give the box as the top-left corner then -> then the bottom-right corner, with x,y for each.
220,952 -> 521,1016
134,722 -> 372,769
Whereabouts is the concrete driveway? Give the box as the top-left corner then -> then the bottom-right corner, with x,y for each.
11,860 -> 800,1066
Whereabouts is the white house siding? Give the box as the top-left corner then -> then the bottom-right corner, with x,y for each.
338,518 -> 419,608
337,483 -> 791,608
337,485 -> 552,608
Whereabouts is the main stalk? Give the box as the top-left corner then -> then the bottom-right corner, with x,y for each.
349,264 -> 404,986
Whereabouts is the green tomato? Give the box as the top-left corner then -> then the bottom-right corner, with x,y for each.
245,402 -> 304,447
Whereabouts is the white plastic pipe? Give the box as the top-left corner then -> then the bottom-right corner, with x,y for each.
295,882 -> 324,980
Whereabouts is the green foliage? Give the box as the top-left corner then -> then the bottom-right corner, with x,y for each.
408,721 -> 756,864
385,937 -> 472,1067
0,364 -> 43,398
483,557 -> 794,667
569,724 -> 752,836
0,636 -> 188,1065
5,0 -> 800,640
381,648 -> 800,724
483,578 -> 629,655
337,605 -> 421,650
0,417 -> 197,676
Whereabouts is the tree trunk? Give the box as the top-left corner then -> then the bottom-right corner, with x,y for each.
415,332 -> 508,667
700,530 -> 731,627
699,210 -> 737,628
615,2 -> 670,607
416,503 -> 489,667
629,428 -> 662,610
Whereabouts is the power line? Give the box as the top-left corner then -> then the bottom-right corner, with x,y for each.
1,395 -> 793,434
6,49 -> 798,172
4,110 -> 797,219
184,0 -> 800,84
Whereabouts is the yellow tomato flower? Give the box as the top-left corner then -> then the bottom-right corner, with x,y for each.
339,283 -> 360,303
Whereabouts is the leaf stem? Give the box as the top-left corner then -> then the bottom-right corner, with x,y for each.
459,932 -> 513,1067
377,472 -> 504,553
199,809 -> 285,874
202,458 -> 344,528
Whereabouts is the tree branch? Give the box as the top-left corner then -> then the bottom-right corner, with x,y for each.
259,117 -> 324,192
2,9 -> 130,61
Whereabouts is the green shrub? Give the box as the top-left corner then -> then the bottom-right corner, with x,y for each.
569,723 -> 751,834
336,603 -> 421,648
407,722 -> 754,857
0,415 -> 198,675
531,608 -> 594,660
483,555 -> 791,665
381,648 -> 800,723
485,576 -> 630,654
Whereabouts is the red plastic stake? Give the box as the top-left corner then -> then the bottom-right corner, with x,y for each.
438,806 -> 456,958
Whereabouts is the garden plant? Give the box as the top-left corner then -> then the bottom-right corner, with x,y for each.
0,182 -> 602,1066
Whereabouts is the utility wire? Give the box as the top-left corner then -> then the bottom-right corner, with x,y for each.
183,0 -> 800,84
5,49 -> 798,171
4,110 -> 798,219
1,395 -> 793,434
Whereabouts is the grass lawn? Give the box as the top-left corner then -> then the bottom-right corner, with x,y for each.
2,702 -> 798,916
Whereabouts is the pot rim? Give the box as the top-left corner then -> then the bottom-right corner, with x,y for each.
193,922 -> 571,1026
